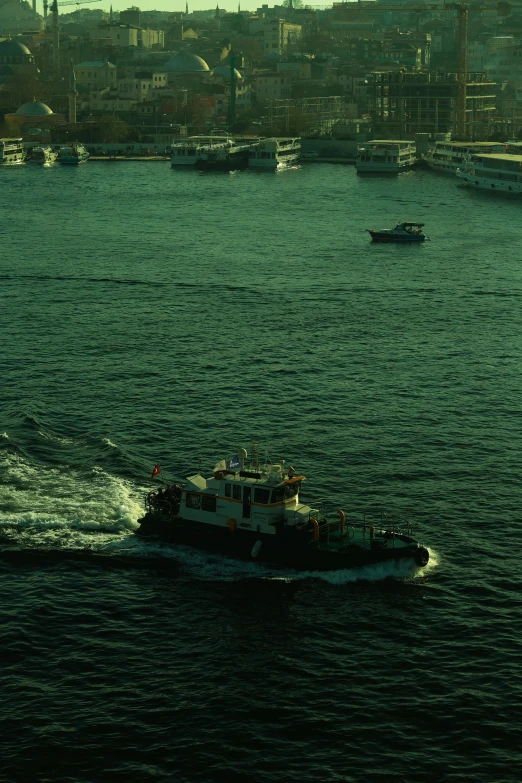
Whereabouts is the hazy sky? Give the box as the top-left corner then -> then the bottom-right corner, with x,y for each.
62,1 -> 319,15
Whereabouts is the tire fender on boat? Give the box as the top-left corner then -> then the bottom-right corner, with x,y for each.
415,547 -> 430,567
227,518 -> 237,532
251,540 -> 262,559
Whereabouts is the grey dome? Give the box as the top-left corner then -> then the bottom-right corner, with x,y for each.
213,65 -> 243,80
16,100 -> 53,116
164,52 -> 210,72
0,39 -> 31,56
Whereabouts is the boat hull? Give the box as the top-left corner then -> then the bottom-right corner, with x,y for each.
369,232 -> 425,242
456,169 -> 522,194
135,512 -> 429,571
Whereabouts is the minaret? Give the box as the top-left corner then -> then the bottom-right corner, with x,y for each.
109,4 -> 113,22
238,1 -> 240,11
215,3 -> 220,29
51,0 -> 59,68
185,1 -> 188,14
68,62 -> 77,124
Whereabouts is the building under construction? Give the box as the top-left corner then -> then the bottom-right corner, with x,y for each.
267,96 -> 346,136
365,71 -> 496,140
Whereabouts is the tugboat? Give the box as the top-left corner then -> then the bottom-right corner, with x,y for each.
367,222 -> 427,242
136,446 -> 430,571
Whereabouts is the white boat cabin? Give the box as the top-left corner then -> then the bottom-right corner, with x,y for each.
178,449 -> 317,535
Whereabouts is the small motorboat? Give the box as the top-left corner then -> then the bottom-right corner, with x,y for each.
367,222 -> 427,242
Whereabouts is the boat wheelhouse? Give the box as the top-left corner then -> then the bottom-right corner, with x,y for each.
356,140 -> 416,173
136,446 -> 430,571
170,135 -> 233,166
249,137 -> 301,169
456,152 -> 522,194
422,141 -> 506,174
0,137 -> 24,165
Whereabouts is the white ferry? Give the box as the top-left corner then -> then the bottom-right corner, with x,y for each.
249,137 -> 300,169
59,143 -> 89,165
170,135 -> 233,166
196,137 -> 260,172
456,153 -> 522,194
422,141 -> 506,174
136,445 -> 430,570
0,137 -> 25,165
356,140 -> 416,173
27,145 -> 58,165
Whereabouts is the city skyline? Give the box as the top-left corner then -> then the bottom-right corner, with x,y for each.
49,0 -> 311,14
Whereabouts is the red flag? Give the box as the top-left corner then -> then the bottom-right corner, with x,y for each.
151,464 -> 161,480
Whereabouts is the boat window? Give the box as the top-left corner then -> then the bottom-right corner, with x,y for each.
271,487 -> 285,503
201,494 -> 217,512
185,492 -> 201,509
254,487 -> 270,504
224,483 -> 231,497
233,485 -> 241,500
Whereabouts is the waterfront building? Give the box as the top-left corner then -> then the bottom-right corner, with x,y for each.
365,71 -> 496,139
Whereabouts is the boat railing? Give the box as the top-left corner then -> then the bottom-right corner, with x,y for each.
361,509 -> 413,537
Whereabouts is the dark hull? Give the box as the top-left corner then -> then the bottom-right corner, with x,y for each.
136,512 -> 429,571
196,153 -> 250,171
369,233 -> 425,243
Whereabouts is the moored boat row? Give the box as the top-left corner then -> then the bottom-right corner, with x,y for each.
171,135 -> 301,171
0,138 -> 89,165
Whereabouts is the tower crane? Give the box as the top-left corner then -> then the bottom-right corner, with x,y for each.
368,1 -> 512,137
44,0 -> 99,67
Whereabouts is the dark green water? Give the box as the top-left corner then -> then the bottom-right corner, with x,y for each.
1,162 -> 521,782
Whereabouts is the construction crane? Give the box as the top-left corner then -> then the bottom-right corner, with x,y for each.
45,0 -> 99,67
374,2 -> 512,137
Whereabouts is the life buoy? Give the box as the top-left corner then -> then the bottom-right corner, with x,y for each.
214,470 -> 226,480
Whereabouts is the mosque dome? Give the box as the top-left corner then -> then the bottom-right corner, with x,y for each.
163,52 -> 210,73
0,39 -> 31,56
212,65 -> 243,81
15,100 -> 53,116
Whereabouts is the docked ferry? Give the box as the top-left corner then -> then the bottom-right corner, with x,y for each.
59,143 -> 89,165
456,152 -> 522,194
196,137 -> 260,171
422,141 -> 506,174
356,140 -> 416,173
170,135 -> 233,166
0,137 -> 25,165
249,137 -> 301,169
136,446 -> 430,571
